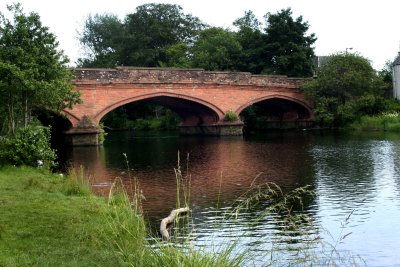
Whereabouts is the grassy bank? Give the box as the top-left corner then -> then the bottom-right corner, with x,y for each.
0,166 -> 239,267
348,112 -> 400,131
0,166 -> 110,266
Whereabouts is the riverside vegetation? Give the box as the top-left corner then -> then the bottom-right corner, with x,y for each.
0,166 -> 242,267
0,161 -> 365,266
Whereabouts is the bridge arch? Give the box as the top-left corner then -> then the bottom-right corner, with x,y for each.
237,95 -> 313,125
94,92 -> 225,126
61,110 -> 80,127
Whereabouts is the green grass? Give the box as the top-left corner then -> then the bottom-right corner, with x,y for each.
0,166 -> 240,267
0,166 -> 364,266
349,112 -> 400,131
0,166 -> 116,266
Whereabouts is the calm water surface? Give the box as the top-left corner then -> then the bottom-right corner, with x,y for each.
61,130 -> 400,266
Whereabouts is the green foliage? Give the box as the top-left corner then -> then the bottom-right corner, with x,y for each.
0,3 -> 80,135
102,102 -> 179,131
162,43 -> 193,68
223,110 -> 239,122
263,8 -> 316,77
78,6 -> 316,77
378,60 -> 394,97
192,27 -> 242,71
349,112 -> 400,131
0,125 -> 56,168
98,122 -> 108,144
77,13 -> 124,67
306,53 -> 383,100
302,53 -> 387,127
383,98 -> 400,112
78,3 -> 205,67
233,11 -> 266,74
132,115 -> 178,131
61,166 -> 92,196
240,106 -> 273,130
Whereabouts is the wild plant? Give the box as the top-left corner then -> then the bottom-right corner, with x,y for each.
62,165 -> 91,196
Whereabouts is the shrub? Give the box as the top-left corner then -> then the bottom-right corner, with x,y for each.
0,125 -> 57,169
133,118 -> 151,130
223,111 -> 239,122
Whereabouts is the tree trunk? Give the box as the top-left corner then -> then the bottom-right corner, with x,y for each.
7,101 -> 15,136
23,92 -> 28,128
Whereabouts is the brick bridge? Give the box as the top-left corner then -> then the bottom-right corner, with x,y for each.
64,67 -> 313,145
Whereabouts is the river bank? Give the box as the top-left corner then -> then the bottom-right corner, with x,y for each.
0,166 -> 239,267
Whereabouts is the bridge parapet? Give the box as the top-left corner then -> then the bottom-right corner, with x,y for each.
74,67 -> 308,88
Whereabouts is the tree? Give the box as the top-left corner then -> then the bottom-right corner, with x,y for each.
233,11 -> 266,74
78,3 -> 205,67
263,8 -> 316,77
77,13 -> 124,67
378,60 -> 394,97
302,52 -> 387,127
123,3 -> 204,67
162,43 -> 193,68
0,3 -> 80,135
192,27 -> 242,71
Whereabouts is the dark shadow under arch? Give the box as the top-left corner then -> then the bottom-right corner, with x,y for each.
239,96 -> 313,130
35,110 -> 73,147
97,93 -> 223,127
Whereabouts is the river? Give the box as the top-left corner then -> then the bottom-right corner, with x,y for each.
60,130 -> 400,266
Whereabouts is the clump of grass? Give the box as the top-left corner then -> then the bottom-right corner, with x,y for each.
223,110 -> 239,122
100,178 -> 149,265
62,165 -> 91,196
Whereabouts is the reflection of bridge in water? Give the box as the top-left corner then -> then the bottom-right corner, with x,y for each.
63,68 -> 314,145
65,133 -> 313,219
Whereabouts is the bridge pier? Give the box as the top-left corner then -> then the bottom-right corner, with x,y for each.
179,122 -> 243,136
64,128 -> 101,146
64,115 -> 102,146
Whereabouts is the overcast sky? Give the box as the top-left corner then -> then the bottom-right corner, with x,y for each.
2,0 -> 399,70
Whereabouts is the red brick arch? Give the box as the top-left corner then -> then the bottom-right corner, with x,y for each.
235,94 -> 313,119
61,110 -> 80,126
94,92 -> 225,125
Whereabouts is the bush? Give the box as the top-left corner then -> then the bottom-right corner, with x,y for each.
133,118 -> 152,130
223,111 -> 239,122
0,125 -> 57,169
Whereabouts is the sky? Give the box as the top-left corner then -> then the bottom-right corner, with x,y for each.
1,0 -> 399,70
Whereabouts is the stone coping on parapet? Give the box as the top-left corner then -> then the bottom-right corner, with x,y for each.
73,67 -> 309,88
